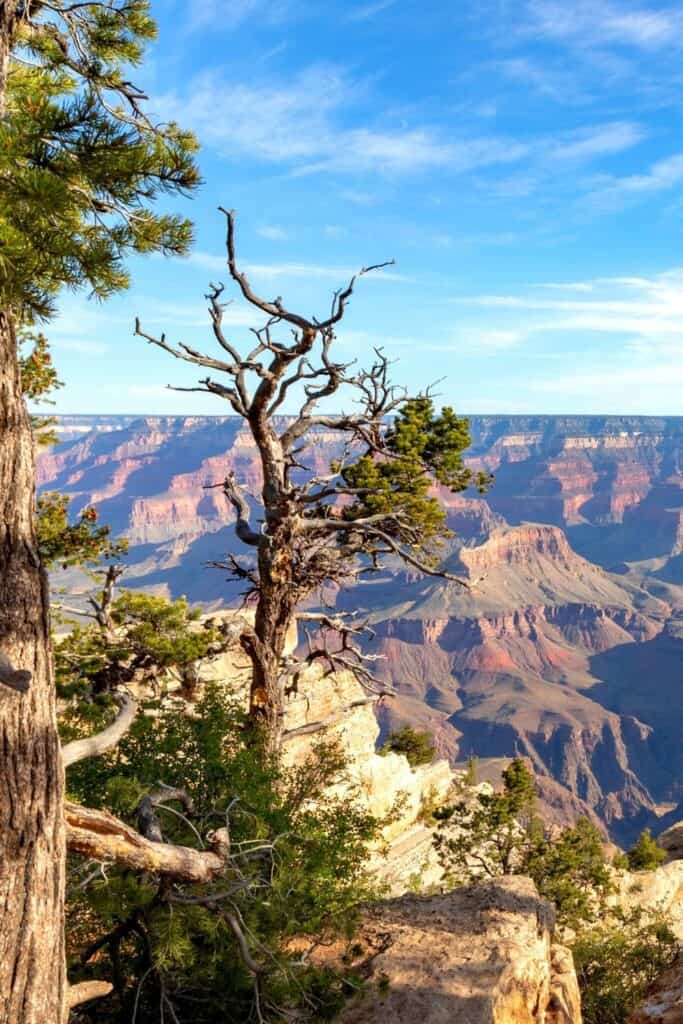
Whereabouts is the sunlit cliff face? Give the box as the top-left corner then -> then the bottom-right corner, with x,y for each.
39,415 -> 683,843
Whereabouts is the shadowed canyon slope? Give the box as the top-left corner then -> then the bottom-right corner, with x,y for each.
40,415 -> 683,841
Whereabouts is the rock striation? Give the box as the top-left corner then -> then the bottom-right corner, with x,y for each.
40,415 -> 683,840
611,860 -> 683,942
659,821 -> 683,862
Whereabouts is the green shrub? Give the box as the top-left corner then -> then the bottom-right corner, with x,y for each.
65,686 -> 381,1022
434,757 -> 538,881
627,829 -> 666,871
380,725 -> 435,767
526,817 -> 613,930
573,907 -> 677,1024
434,759 -> 613,930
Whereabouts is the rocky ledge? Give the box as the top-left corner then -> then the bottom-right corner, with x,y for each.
311,876 -> 581,1024
629,953 -> 683,1023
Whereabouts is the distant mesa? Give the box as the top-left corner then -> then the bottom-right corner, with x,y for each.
41,414 -> 683,843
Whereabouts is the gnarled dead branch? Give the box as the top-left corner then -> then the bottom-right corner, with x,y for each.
65,802 -> 230,883
62,692 -> 137,767
67,980 -> 114,1010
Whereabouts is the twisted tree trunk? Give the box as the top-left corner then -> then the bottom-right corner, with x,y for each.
0,311 -> 66,1024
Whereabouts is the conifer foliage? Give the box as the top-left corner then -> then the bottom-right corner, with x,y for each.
0,0 -> 200,319
0,5 -> 199,1022
626,828 -> 667,871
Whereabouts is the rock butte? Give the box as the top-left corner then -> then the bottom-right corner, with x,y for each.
40,414 -> 683,843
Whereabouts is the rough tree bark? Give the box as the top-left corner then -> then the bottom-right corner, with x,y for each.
1,9 -> 66,1022
0,309 -> 66,1024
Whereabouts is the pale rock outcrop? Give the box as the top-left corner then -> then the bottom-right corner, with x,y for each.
659,821 -> 683,862
611,860 -> 683,941
629,953 -> 683,1023
193,613 -> 459,891
310,876 -> 581,1024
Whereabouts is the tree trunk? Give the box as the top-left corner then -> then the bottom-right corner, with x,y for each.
250,565 -> 296,750
0,311 -> 66,1024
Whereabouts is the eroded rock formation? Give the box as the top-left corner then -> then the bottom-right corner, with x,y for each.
309,877 -> 581,1024
629,953 -> 683,1023
40,415 -> 683,840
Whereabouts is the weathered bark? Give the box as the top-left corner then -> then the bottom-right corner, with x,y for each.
65,802 -> 229,883
245,369 -> 307,750
0,309 -> 66,1024
249,524 -> 298,749
61,693 -> 137,768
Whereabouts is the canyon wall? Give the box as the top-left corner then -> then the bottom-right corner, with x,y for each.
40,415 -> 683,841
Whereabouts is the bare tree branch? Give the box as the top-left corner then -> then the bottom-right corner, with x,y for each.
205,473 -> 261,546
62,692 -> 138,767
67,980 -> 114,1010
65,802 -> 230,883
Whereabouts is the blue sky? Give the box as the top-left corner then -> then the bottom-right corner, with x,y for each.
47,0 -> 683,415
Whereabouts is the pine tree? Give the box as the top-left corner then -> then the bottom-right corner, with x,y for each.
380,725 -> 435,766
0,5 -> 198,1022
137,212 -> 491,747
627,828 -> 666,871
434,757 -> 539,879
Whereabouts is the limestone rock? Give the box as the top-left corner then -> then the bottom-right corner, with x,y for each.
549,945 -> 583,1024
310,876 -> 581,1024
658,821 -> 683,862
195,618 -> 461,892
611,860 -> 683,941
629,952 -> 683,1023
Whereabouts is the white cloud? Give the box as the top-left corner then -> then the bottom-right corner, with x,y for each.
494,57 -> 588,103
581,152 -> 683,211
185,252 -> 410,283
550,121 -> 645,162
155,63 -> 529,177
455,269 -> 683,410
186,0 -> 290,31
348,0 -> 397,20
337,326 -> 524,354
55,338 -> 109,354
155,65 -> 351,163
295,129 -> 527,176
256,225 -> 288,241
338,189 -> 377,205
458,269 -> 683,357
525,1 -> 683,50
137,297 -> 259,328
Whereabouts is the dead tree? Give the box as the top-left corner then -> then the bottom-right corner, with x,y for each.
136,211 -> 488,750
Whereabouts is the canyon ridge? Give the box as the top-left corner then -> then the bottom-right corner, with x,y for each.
39,414 -> 683,844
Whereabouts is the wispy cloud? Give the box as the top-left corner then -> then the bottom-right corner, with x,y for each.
348,0 -> 398,20
494,57 -> 589,103
185,251 -> 410,283
54,338 -> 109,354
550,121 -> 645,161
155,65 -> 351,163
338,326 -> 524,353
186,0 -> 290,32
582,151 -> 683,211
458,269 -> 683,346
452,270 -> 683,410
256,225 -> 288,241
525,1 -> 683,50
155,63 -> 529,177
